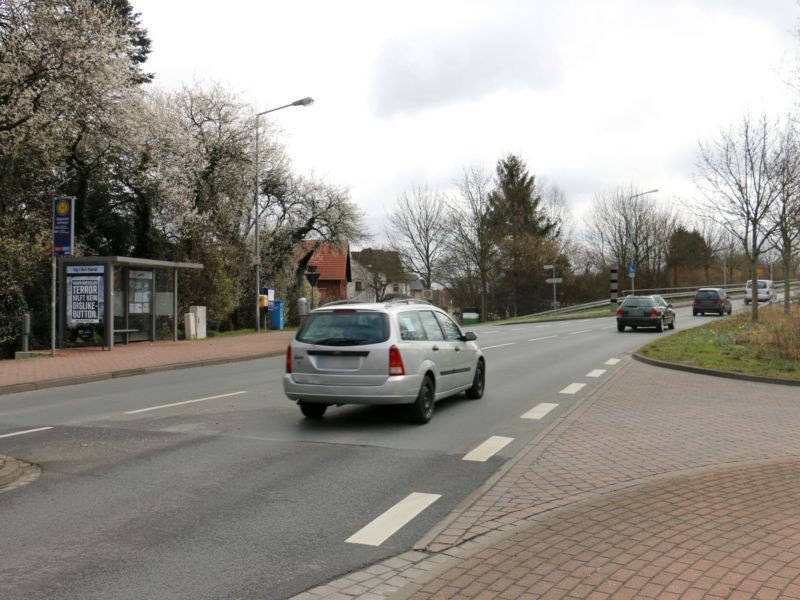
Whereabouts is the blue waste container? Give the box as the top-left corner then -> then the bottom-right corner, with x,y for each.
270,300 -> 285,330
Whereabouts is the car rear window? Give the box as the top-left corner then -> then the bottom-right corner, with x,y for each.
296,311 -> 390,346
695,290 -> 718,300
621,297 -> 655,307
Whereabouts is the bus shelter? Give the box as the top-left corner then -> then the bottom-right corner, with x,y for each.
58,256 -> 203,350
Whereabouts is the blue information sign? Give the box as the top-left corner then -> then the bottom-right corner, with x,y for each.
53,196 -> 75,256
627,262 -> 636,275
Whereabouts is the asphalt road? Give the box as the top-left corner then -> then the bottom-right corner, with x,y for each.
0,301 -> 739,599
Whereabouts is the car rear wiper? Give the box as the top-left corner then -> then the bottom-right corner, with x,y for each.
310,338 -> 371,346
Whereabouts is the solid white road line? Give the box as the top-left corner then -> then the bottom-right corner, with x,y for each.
482,343 -> 516,350
0,426 -> 54,439
587,369 -> 606,378
570,329 -> 592,335
529,335 -> 557,342
560,383 -> 586,395
521,403 -> 559,420
605,358 -> 621,366
346,492 -> 441,546
535,324 -> 553,328
463,436 -> 514,462
124,391 -> 248,415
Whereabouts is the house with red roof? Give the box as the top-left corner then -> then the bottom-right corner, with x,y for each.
296,241 -> 352,302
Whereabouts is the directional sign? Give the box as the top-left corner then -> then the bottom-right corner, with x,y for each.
627,263 -> 636,275
543,264 -> 554,270
545,277 -> 563,284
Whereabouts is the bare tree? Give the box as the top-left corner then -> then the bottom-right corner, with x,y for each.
385,185 -> 450,289
584,186 -> 678,291
768,118 -> 800,313
444,166 -> 501,319
694,114 -> 782,322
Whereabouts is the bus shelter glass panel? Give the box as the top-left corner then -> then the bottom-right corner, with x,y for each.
114,265 -> 124,335
127,269 -> 153,342
155,268 -> 174,340
65,265 -> 106,346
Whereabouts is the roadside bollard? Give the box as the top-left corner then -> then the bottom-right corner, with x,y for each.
22,313 -> 30,352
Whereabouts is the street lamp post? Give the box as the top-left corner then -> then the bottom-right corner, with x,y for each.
254,97 -> 313,331
625,188 -> 658,296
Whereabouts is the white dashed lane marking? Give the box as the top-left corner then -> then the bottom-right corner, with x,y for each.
463,436 -> 514,462
482,343 -> 516,350
605,358 -> 621,365
125,391 -> 248,414
521,403 -> 558,420
529,335 -> 557,342
346,492 -> 441,546
0,426 -> 54,439
587,369 -> 606,378
570,329 -> 592,335
560,383 -> 586,395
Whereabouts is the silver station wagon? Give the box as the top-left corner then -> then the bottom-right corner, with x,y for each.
283,299 -> 485,423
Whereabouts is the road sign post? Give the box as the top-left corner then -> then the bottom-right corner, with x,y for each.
544,264 -> 560,311
610,263 -> 619,313
52,196 -> 75,357
627,262 -> 636,296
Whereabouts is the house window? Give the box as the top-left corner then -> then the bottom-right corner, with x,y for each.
355,281 -> 362,292
392,283 -> 400,293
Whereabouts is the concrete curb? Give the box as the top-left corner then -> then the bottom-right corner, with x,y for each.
633,352 -> 800,387
0,350 -> 286,397
0,455 -> 22,488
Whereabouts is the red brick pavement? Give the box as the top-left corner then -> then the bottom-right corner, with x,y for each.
0,331 -> 293,394
411,460 -> 800,599
400,361 -> 800,600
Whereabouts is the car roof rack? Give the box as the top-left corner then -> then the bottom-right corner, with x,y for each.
320,299 -> 364,307
385,298 -> 432,306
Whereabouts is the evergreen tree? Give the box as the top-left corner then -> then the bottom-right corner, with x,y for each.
488,154 -> 558,316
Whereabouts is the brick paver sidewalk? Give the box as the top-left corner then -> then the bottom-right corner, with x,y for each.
399,361 -> 800,599
0,331 -> 293,394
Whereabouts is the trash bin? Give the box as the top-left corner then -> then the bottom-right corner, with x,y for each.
270,300 -> 285,330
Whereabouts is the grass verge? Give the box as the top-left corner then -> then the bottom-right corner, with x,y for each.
638,303 -> 800,381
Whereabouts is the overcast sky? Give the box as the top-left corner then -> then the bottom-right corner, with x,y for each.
130,0 -> 799,240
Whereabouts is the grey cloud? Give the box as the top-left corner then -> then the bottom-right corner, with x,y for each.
372,24 -> 562,116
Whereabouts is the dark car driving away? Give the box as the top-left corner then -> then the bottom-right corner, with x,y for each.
693,287 -> 732,316
616,295 -> 676,332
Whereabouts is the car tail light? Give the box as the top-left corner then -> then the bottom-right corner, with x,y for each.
285,346 -> 292,374
616,309 -> 622,317
389,344 -> 405,376
714,299 -> 721,305
692,299 -> 698,304
649,309 -> 659,317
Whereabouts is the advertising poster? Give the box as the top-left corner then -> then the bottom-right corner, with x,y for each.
67,276 -> 103,324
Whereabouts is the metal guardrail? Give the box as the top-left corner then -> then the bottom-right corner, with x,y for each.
511,280 -> 800,320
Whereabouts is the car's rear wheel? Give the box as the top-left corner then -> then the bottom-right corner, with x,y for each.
299,401 -> 327,419
409,376 -> 435,424
668,317 -> 675,330
655,318 -> 663,332
617,322 -> 625,332
466,360 -> 485,399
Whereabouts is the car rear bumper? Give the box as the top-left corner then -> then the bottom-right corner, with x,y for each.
694,304 -> 724,312
283,373 -> 422,405
617,317 -> 661,328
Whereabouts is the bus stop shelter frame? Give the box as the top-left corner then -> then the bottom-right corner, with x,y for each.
58,256 -> 203,350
